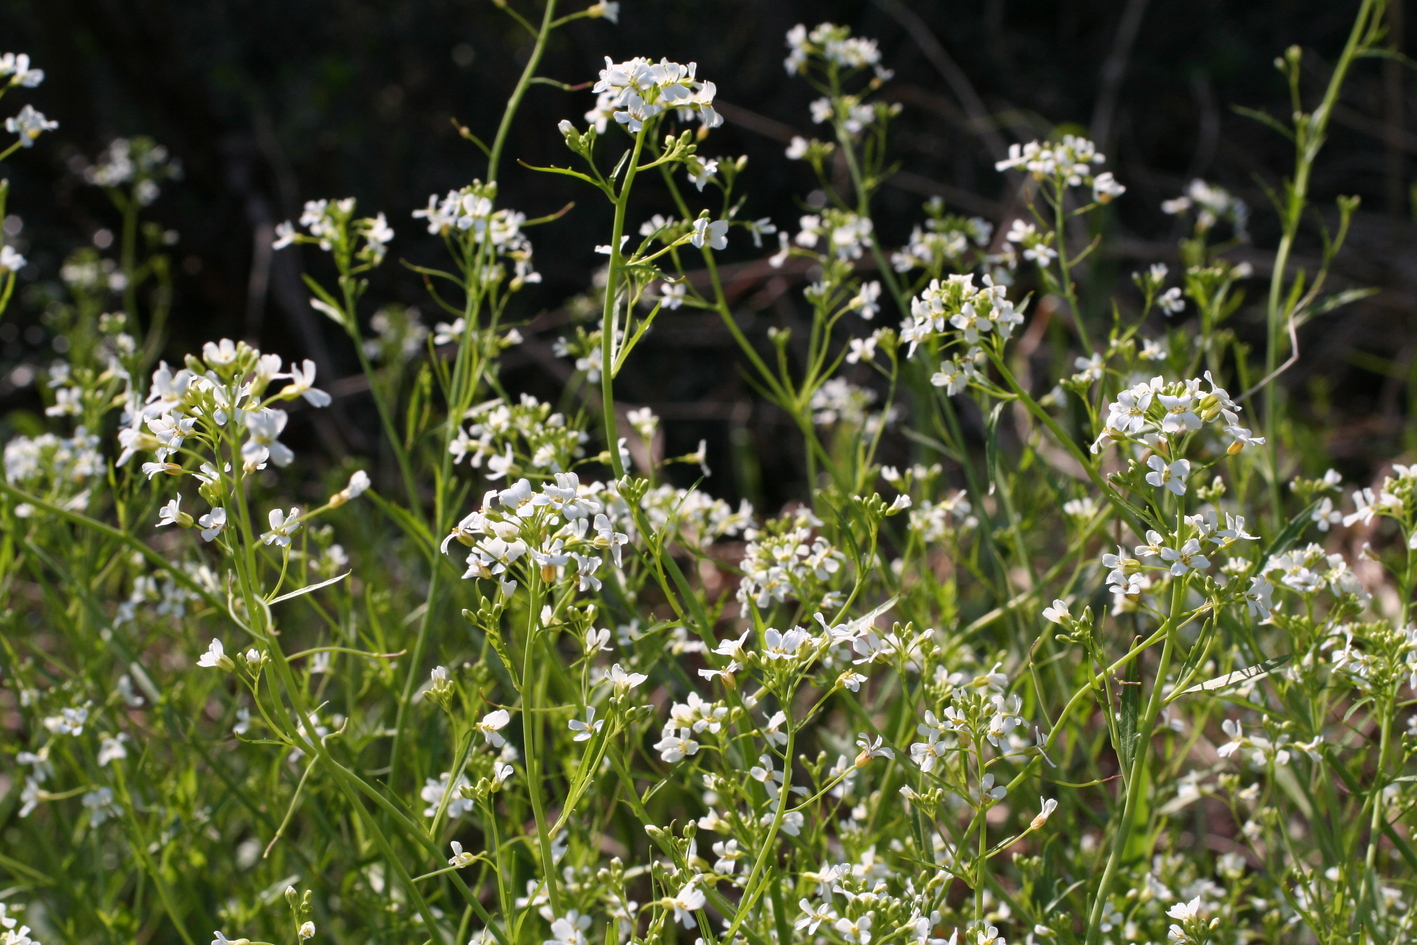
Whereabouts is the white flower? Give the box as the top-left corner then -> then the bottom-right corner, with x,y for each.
1158,286 -> 1185,315
272,221 -> 296,249
197,639 -> 233,670
0,245 -> 26,272
448,840 -> 476,868
5,104 -> 57,147
279,359 -> 331,407
331,469 -> 370,506
156,496 -> 184,527
297,922 -> 315,942
834,913 -> 872,944
690,217 -> 728,250
567,706 -> 603,742
1145,455 -> 1190,495
544,912 -> 591,945
1030,796 -> 1058,830
1160,538 -> 1210,576
667,883 -> 706,928
978,773 -> 1007,802
795,900 -> 839,933
198,507 -> 228,542
477,708 -> 512,746
607,663 -> 648,693
242,408 -> 294,468
98,732 -> 129,766
1311,496 -> 1342,531
1243,576 -> 1273,619
1041,599 -> 1070,624
362,212 -> 394,263
853,280 -> 881,319
1092,171 -> 1125,202
0,52 -> 46,87
653,725 -> 699,763
846,335 -> 877,364
854,732 -> 894,762
82,787 -> 119,826
261,508 -> 302,547
686,157 -> 718,190
587,2 -> 619,23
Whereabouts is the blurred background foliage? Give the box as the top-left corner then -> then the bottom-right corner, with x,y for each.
0,0 -> 1412,509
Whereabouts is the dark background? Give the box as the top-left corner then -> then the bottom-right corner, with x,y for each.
0,0 -> 1412,508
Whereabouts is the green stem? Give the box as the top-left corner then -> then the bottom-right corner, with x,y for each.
599,126 -> 649,478
1052,187 -> 1094,355
521,582 -> 564,915
1261,0 -> 1378,529
486,0 -> 559,185
1084,578 -> 1183,945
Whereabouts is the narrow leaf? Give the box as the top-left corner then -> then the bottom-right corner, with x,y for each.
1181,655 -> 1290,695
269,571 -> 351,605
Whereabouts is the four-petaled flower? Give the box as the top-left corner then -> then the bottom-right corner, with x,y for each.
1145,455 -> 1191,495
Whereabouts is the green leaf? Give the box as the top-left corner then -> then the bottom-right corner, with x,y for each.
269,571 -> 351,605
1180,655 -> 1290,696
1229,104 -> 1297,141
1301,286 -> 1380,324
1117,643 -> 1142,778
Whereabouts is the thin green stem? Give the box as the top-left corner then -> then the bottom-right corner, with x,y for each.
486,0 -> 559,185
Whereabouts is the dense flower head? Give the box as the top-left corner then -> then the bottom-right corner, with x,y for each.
900,272 -> 1023,357
891,200 -> 994,273
83,136 -> 183,204
412,182 -> 539,288
584,56 -> 721,134
1162,178 -> 1249,237
784,23 -> 893,80
994,135 -> 1115,192
272,196 -> 395,269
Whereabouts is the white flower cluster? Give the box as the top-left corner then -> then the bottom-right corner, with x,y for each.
584,57 -> 721,134
84,137 -> 183,205
1091,372 -> 1262,456
790,211 -> 874,261
899,273 -> 1023,358
809,378 -> 879,427
1162,179 -> 1249,236
274,197 -> 395,267
412,183 -> 539,288
890,206 -> 994,274
784,23 -> 893,81
907,490 -> 977,542
118,341 -> 328,479
639,484 -> 753,551
1341,463 -> 1414,531
1262,543 -> 1365,599
443,474 -> 631,597
736,516 -> 846,612
908,667 -> 1030,779
449,394 -> 590,477
3,429 -> 104,490
0,53 -> 53,149
994,135 -> 1124,201
116,570 -> 202,625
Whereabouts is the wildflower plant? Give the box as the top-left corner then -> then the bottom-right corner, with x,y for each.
1,3 -> 1415,945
